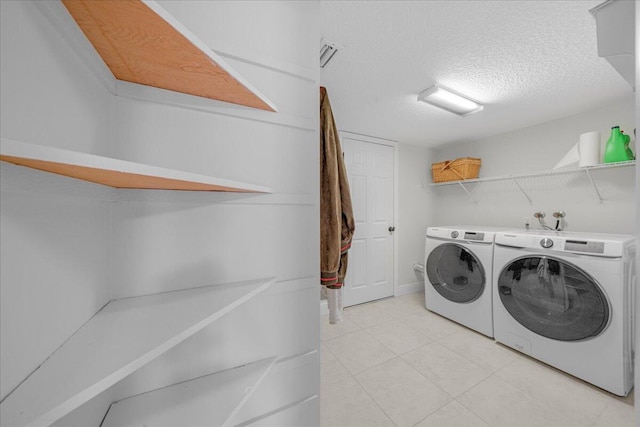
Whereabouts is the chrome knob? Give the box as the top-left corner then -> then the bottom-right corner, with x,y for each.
533,212 -> 546,219
451,231 -> 459,238
553,211 -> 566,218
540,238 -> 554,248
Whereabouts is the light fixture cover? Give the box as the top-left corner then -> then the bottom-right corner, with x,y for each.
417,84 -> 483,116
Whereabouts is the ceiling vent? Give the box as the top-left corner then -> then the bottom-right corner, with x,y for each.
320,40 -> 339,68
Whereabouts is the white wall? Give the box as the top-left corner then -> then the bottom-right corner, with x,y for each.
0,2 -> 112,155
430,97 -> 636,234
1,1 -> 320,425
0,0 -> 113,402
396,143 -> 435,294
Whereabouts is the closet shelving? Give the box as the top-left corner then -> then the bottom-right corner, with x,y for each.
2,1 -> 289,425
102,357 -> 277,427
430,160 -> 636,204
226,351 -> 319,427
60,0 -> 277,112
0,139 -> 272,193
0,278 -> 276,427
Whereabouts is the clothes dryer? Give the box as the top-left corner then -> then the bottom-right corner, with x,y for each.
492,230 -> 636,396
424,226 -> 509,337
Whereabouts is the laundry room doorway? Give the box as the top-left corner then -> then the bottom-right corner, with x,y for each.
340,131 -> 396,307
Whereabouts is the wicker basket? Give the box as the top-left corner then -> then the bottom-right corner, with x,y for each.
431,157 -> 481,183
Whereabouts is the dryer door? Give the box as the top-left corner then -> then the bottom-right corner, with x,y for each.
426,243 -> 485,303
497,256 -> 609,341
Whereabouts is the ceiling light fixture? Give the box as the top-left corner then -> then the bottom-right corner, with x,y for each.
417,84 -> 483,116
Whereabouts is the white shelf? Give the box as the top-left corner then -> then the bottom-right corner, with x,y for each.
228,351 -> 318,427
0,139 -> 272,193
102,357 -> 277,427
0,278 -> 276,427
430,160 -> 635,204
60,0 -> 277,111
430,160 -> 636,187
236,396 -> 318,427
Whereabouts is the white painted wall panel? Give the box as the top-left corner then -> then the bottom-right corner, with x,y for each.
223,59 -> 318,115
0,1 -> 112,155
110,202 -> 317,297
0,174 -> 112,401
158,1 -> 317,77
396,143 -> 434,294
109,98 -> 317,194
0,0 -> 113,410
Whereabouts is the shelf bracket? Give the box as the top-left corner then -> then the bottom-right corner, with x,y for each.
457,181 -> 478,204
511,178 -> 533,205
584,168 -> 604,203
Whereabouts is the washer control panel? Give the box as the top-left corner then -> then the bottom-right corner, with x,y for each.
450,231 -> 459,238
464,232 -> 485,241
564,239 -> 605,254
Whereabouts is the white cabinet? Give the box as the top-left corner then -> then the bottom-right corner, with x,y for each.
590,0 -> 635,89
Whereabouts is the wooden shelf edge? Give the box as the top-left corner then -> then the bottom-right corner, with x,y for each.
102,356 -> 278,427
0,139 -> 272,193
0,278 -> 277,427
60,0 -> 277,112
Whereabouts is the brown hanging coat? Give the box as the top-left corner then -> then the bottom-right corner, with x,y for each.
320,87 -> 355,288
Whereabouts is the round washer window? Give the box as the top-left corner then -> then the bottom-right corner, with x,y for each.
497,256 -> 609,341
426,243 -> 485,303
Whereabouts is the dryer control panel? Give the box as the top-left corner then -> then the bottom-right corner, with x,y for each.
565,239 -> 605,254
464,232 -> 485,241
427,227 -> 496,244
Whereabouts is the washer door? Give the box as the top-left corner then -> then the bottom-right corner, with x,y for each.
497,256 -> 609,341
426,243 -> 485,303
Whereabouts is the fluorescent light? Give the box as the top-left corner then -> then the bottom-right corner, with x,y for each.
417,85 -> 483,116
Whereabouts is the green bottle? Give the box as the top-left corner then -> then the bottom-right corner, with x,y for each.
604,126 -> 635,163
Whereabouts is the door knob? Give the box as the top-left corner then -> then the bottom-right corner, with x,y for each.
388,226 -> 395,233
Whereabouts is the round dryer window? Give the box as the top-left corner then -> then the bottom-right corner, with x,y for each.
497,256 -> 609,341
426,243 -> 485,303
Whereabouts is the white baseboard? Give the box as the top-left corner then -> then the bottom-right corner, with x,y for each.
396,281 -> 424,296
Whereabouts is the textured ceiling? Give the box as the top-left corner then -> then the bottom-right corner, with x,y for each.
319,0 -> 634,147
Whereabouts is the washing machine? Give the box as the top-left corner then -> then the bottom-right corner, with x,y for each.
492,229 -> 636,396
424,226 -> 509,337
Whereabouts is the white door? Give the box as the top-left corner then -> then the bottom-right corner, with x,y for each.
340,132 -> 395,307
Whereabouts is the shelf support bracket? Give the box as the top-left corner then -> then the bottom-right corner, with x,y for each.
584,168 -> 604,203
457,181 -> 478,204
511,178 -> 533,205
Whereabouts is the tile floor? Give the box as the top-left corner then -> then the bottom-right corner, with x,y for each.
320,292 -> 635,427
